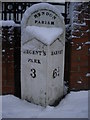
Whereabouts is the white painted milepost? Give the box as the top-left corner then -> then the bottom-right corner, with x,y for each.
21,3 -> 65,106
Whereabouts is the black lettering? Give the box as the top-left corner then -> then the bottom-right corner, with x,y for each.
55,51 -> 58,55
53,16 -> 57,20
51,50 -> 63,56
34,14 -> 38,18
28,58 -> 41,64
51,21 -> 54,25
49,13 -> 52,17
34,51 -> 39,55
38,21 -> 41,23
38,51 -> 41,55
42,21 -> 44,24
23,50 -> 47,56
42,12 -> 45,15
29,50 -> 33,54
46,12 -> 49,16
34,59 -> 37,63
51,51 -> 53,55
28,58 -> 33,62
34,59 -> 41,64
38,59 -> 41,64
37,12 -> 41,17
35,20 -> 38,23
53,67 -> 60,79
48,21 -> 50,24
43,50 -> 46,56
30,68 -> 36,78
61,50 -> 63,54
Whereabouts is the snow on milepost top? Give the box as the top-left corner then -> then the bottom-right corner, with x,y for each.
2,91 -> 88,118
25,26 -> 63,45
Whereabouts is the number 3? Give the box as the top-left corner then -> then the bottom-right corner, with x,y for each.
30,68 -> 36,78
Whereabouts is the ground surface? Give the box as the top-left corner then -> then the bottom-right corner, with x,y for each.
1,91 -> 88,118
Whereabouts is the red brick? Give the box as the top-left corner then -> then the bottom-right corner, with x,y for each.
70,72 -> 87,78
86,32 -> 90,39
85,19 -> 90,26
80,55 -> 89,60
72,31 -> 81,37
82,31 -> 90,38
70,61 -> 88,70
7,62 -> 14,81
80,66 -> 88,72
77,46 -> 88,55
70,54 -> 89,66
72,37 -> 88,43
2,86 -> 14,94
70,66 -> 79,72
70,82 -> 88,90
6,48 -> 14,55
69,72 -> 89,90
80,26 -> 89,31
70,55 -> 78,62
6,82 -> 14,86
70,54 -> 88,65
2,63 -> 7,86
71,45 -> 88,55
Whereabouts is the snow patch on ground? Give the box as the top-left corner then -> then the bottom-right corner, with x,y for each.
0,96 -> 2,120
1,91 -> 88,118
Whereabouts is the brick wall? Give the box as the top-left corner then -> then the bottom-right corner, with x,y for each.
69,2 -> 90,90
2,26 -> 15,94
2,26 -> 21,96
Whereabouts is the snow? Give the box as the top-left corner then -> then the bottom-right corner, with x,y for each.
2,49 -> 5,52
0,20 -> 21,27
0,20 -> 15,27
0,96 -> 2,120
77,80 -> 82,84
71,35 -> 80,38
70,42 -> 74,45
73,22 -> 86,26
86,29 -> 90,33
1,91 -> 88,118
86,73 -> 90,77
85,41 -> 90,45
25,26 -> 63,45
76,46 -> 82,50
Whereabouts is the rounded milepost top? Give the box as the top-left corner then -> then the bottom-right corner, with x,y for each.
21,3 -> 65,29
